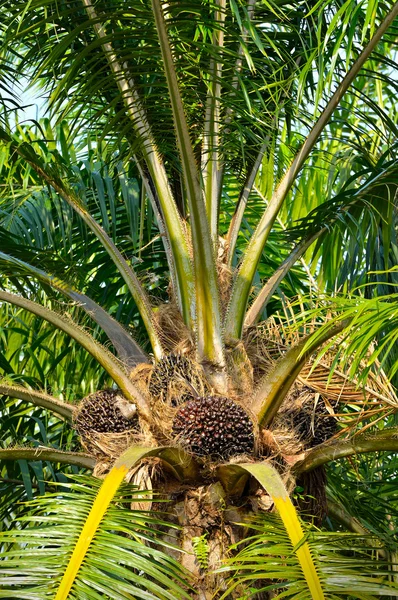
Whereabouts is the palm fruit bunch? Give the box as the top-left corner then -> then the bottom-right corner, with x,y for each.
75,389 -> 138,436
149,353 -> 202,406
172,396 -> 255,459
292,396 -> 338,448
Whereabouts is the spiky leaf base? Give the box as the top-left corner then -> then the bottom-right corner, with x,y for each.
172,396 -> 255,460
75,389 -> 138,436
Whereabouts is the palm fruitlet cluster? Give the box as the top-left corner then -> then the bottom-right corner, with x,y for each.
75,389 -> 138,437
172,396 -> 255,459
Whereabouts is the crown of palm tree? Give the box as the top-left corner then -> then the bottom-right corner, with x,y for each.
1,0 -> 398,597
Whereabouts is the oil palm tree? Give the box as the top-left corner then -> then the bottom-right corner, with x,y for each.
1,0 -> 398,597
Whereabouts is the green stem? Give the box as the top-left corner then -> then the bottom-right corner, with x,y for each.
134,157 -> 180,310
0,447 -> 95,470
252,321 -> 349,427
201,0 -> 226,245
223,0 -> 256,124
0,251 -> 148,368
138,182 -> 146,261
224,4 -> 398,341
244,231 -> 322,326
226,140 -> 269,266
81,0 -> 195,329
294,428 -> 398,473
151,0 -> 225,371
0,290 -> 151,420
0,382 -> 73,420
218,0 -> 256,220
8,138 -> 163,361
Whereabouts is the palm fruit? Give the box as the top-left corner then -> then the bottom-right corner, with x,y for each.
149,353 -> 201,405
172,396 -> 255,459
292,396 -> 338,447
75,389 -> 137,436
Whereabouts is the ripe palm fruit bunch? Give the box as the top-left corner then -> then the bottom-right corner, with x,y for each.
172,396 -> 255,460
74,389 -> 138,437
149,353 -> 203,406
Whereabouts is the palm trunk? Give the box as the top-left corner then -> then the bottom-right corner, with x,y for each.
159,481 -> 254,598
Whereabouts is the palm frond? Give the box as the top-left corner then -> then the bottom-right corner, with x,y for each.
0,124 -> 171,353
0,475 -> 192,599
327,450 -> 398,552
0,381 -> 73,420
293,289 -> 398,387
0,250 -> 148,368
219,512 -> 398,599
0,128 -> 164,359
218,461 -> 324,598
252,321 -> 348,426
0,290 -> 151,418
224,3 -> 398,340
150,0 -> 225,369
0,447 -> 95,470
294,427 -> 398,474
0,300 -> 113,399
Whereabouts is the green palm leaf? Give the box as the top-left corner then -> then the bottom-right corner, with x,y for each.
0,128 -> 164,360
219,513 -> 398,599
0,475 -> 192,599
0,290 -> 150,418
293,289 -> 398,386
0,250 -> 148,368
